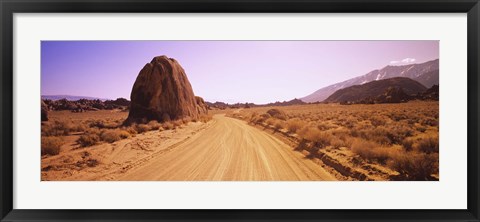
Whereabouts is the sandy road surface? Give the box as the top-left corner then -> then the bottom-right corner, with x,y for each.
118,114 -> 335,181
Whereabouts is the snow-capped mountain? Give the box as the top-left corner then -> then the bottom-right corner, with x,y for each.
301,59 -> 439,103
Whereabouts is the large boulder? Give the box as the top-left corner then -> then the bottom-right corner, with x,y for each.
126,55 -> 207,124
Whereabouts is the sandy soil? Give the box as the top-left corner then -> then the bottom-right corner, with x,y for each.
42,114 -> 335,181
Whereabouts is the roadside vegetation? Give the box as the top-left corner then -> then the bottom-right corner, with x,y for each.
230,101 -> 439,180
41,110 -> 213,155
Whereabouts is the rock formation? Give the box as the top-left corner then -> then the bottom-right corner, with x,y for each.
41,100 -> 49,121
126,55 -> 207,124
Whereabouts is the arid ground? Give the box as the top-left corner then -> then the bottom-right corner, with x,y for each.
41,101 -> 438,181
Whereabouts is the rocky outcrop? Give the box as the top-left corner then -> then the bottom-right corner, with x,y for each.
41,100 -> 49,121
126,55 -> 207,124
42,98 -> 129,112
195,96 -> 208,115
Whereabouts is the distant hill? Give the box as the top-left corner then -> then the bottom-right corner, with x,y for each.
263,98 -> 306,107
324,77 -> 427,103
41,95 -> 109,101
301,59 -> 439,102
206,98 -> 306,109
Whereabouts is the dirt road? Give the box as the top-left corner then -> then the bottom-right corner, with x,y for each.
118,114 -> 336,181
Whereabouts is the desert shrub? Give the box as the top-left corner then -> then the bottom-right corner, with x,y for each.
274,120 -> 285,131
370,116 -> 387,127
42,120 -> 73,136
389,112 -> 408,122
135,124 -> 151,133
199,114 -> 213,123
331,128 -> 351,140
266,117 -> 276,126
317,122 -> 336,131
330,137 -> 349,149
266,109 -> 287,120
298,127 -> 332,148
124,126 -> 137,136
401,137 -> 415,151
286,118 -> 305,133
173,119 -> 184,128
388,152 -> 438,180
162,122 -> 175,130
358,127 -> 391,145
148,120 -> 161,130
350,139 -> 392,164
255,113 -> 271,124
416,125 -> 427,133
414,135 -> 439,154
100,129 -> 129,143
41,136 -> 64,155
65,121 -> 87,132
248,112 -> 259,123
88,119 -> 119,129
181,117 -> 192,124
89,119 -> 106,128
388,124 -> 414,143
358,124 -> 413,145
421,117 -> 438,127
77,133 -> 100,147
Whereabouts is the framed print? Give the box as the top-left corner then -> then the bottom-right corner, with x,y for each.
1,0 -> 479,221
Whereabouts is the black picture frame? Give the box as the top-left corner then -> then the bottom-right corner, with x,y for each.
1,0 -> 479,221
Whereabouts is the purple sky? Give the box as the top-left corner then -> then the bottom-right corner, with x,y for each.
41,41 -> 439,104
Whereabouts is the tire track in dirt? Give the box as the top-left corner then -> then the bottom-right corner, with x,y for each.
117,114 -> 336,181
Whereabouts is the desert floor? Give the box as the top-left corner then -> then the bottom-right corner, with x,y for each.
42,114 -> 336,181
42,101 -> 439,181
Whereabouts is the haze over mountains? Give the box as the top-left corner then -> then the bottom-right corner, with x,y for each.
301,59 -> 439,103
41,95 -> 109,101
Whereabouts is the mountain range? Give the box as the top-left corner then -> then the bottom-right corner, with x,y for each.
301,59 -> 439,103
41,95 -> 109,101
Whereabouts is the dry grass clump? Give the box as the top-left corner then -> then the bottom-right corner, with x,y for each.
162,122 -> 175,130
350,139 -> 392,164
199,114 -> 213,123
298,127 -> 332,148
134,124 -> 151,133
147,120 -> 161,130
330,137 -> 350,149
42,120 -> 74,136
77,133 -> 100,147
100,129 -> 130,143
266,117 -> 276,126
250,113 -> 271,125
123,126 -> 138,136
248,112 -> 259,123
388,152 -> 438,180
420,117 -> 438,127
414,135 -> 439,154
401,137 -> 415,151
369,115 -> 388,126
274,120 -> 285,131
41,136 -> 64,155
172,119 -> 184,128
286,118 -> 305,133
